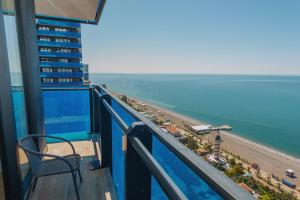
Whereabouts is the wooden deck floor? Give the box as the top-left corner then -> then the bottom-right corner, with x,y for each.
28,141 -> 117,200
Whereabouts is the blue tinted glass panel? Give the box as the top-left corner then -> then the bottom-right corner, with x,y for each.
12,88 -> 28,139
43,89 -> 90,141
3,12 -> 30,189
152,136 -> 223,200
151,176 -> 168,200
111,99 -> 137,200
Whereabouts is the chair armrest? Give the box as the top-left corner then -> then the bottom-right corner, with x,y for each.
28,134 -> 77,155
34,150 -> 76,172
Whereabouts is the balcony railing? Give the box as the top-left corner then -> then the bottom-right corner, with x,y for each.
40,72 -> 83,78
40,61 -> 82,68
42,85 -> 254,200
37,30 -> 81,38
39,51 -> 82,59
90,85 -> 254,200
41,82 -> 84,87
42,87 -> 90,141
38,40 -> 81,48
37,19 -> 81,28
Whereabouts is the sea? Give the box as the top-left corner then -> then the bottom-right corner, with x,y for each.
90,74 -> 300,159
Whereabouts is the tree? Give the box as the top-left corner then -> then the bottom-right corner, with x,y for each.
227,163 -> 244,178
203,143 -> 212,152
185,136 -> 198,150
228,158 -> 236,165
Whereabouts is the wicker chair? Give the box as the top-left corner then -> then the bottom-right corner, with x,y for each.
18,134 -> 83,200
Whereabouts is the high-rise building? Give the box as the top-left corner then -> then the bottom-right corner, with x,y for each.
36,19 -> 87,87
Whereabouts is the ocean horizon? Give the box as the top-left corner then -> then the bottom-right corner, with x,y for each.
90,74 -> 300,158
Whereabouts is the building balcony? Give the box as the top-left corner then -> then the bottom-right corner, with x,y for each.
40,61 -> 82,68
41,81 -> 84,87
38,40 -> 81,48
39,51 -> 82,59
37,19 -> 81,28
37,30 -> 81,38
28,85 -> 254,200
40,72 -> 84,78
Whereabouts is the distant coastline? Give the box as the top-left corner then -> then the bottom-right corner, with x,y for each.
131,94 -> 300,160
91,74 -> 300,159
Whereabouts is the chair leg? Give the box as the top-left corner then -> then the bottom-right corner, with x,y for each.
32,177 -> 38,191
78,168 -> 83,182
72,172 -> 80,200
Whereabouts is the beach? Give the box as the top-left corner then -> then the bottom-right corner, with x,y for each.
133,97 -> 300,186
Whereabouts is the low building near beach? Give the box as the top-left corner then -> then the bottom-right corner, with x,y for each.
166,126 -> 181,137
191,124 -> 212,134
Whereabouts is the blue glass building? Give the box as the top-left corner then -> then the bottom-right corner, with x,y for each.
36,19 -> 87,87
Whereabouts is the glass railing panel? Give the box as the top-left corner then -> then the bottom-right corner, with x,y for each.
42,82 -> 84,86
43,89 -> 90,142
40,61 -> 82,68
152,136 -> 223,200
38,40 -> 81,48
111,99 -> 138,200
151,176 -> 168,200
37,30 -> 81,38
40,72 -> 83,78
37,19 -> 81,28
38,51 -> 82,58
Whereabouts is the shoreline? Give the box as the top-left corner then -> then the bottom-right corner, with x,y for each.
142,97 -> 300,161
128,95 -> 300,185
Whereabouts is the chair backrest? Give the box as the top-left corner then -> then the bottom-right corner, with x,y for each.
19,136 -> 42,174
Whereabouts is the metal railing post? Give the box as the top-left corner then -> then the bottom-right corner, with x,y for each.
99,88 -> 112,173
92,85 -> 101,133
125,122 -> 152,200
89,86 -> 95,132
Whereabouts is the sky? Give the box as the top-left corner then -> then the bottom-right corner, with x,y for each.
81,0 -> 300,75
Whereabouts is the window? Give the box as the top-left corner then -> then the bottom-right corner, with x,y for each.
58,58 -> 68,63
41,68 -> 52,72
40,47 -> 51,52
39,37 -> 50,41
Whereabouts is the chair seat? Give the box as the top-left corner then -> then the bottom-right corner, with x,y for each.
36,154 -> 81,177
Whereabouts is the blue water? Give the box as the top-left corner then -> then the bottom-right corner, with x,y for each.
91,74 -> 300,158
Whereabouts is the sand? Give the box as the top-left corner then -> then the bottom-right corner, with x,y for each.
134,98 -> 300,186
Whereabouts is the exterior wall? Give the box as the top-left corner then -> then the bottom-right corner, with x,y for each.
36,19 -> 88,87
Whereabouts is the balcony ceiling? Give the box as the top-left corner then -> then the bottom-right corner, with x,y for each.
1,0 -> 106,24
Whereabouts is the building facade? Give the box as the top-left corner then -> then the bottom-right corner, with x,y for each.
36,19 -> 88,87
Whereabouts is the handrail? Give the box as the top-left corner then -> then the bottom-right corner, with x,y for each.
102,99 -> 129,131
93,88 -> 129,131
93,85 -> 254,200
130,137 -> 188,200
94,88 -> 102,98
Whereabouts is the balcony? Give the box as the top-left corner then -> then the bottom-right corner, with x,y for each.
38,40 -> 81,48
37,30 -> 81,38
28,85 -> 254,200
41,81 -> 84,87
39,51 -> 82,59
40,72 -> 84,78
37,19 -> 81,28
40,61 -> 82,68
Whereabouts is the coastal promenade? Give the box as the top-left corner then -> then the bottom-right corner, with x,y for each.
204,131 -> 300,186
